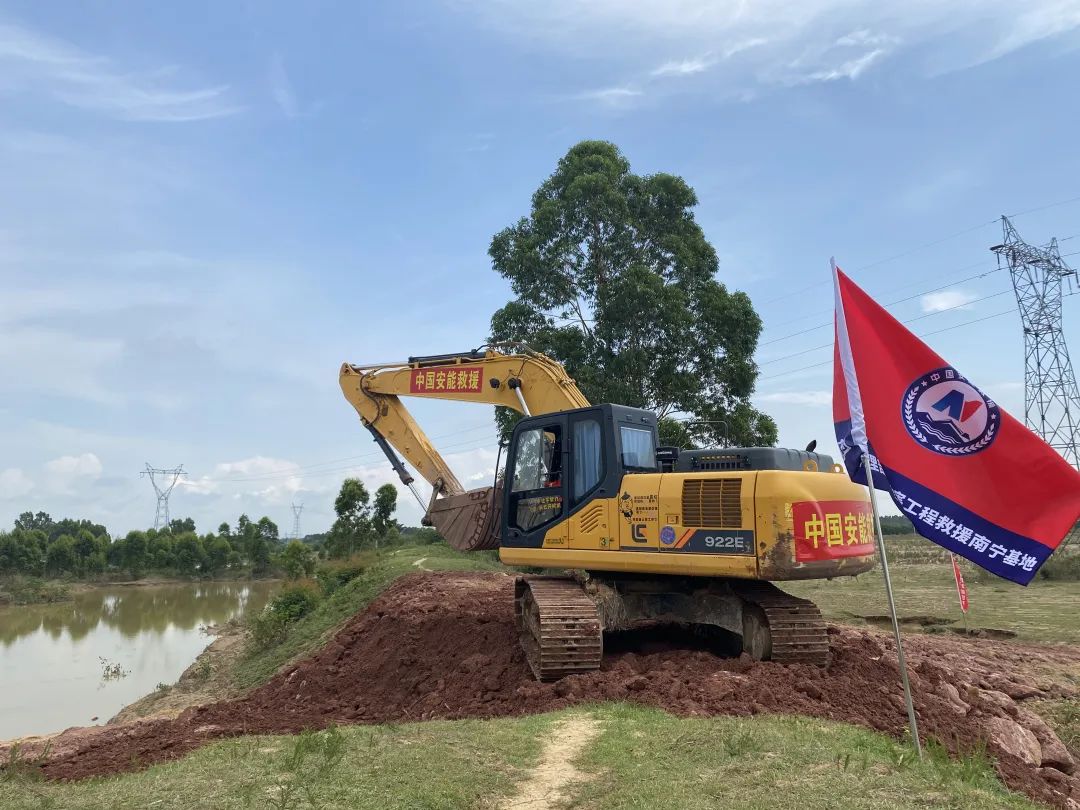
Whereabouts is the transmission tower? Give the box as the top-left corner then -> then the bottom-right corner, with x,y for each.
140,463 -> 187,529
991,216 -> 1080,467
291,502 -> 304,540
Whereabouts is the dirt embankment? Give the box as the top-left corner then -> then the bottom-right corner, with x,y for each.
8,572 -> 1080,808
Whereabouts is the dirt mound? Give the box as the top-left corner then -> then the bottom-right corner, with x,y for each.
19,572 -> 1080,807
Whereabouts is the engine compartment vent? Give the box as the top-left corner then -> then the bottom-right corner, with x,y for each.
682,479 -> 742,528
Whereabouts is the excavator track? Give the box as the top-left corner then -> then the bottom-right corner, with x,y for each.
734,581 -> 830,667
514,576 -> 603,681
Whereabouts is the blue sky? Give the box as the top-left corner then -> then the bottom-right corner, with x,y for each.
2,1 -> 1080,534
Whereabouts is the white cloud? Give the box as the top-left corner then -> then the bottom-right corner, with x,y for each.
44,452 -> 103,479
0,20 -> 240,122
758,390 -> 831,406
920,289 -> 978,313
793,48 -> 886,83
575,86 -> 643,105
462,1 -> 1080,98
0,468 -> 34,499
651,56 -> 715,77
268,53 -> 298,118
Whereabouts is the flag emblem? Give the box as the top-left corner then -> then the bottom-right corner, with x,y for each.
901,367 -> 1000,456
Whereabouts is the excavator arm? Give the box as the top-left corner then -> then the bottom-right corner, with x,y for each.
339,346 -> 589,548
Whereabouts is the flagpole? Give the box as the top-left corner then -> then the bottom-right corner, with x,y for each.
863,451 -> 922,757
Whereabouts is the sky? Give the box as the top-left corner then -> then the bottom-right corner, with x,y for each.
2,0 -> 1080,536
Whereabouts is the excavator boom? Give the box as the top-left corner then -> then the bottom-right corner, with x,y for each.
339,346 -> 588,548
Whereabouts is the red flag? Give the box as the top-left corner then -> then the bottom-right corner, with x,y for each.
832,264 -> 1080,585
951,554 -> 969,613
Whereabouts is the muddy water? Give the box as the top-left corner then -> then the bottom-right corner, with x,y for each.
0,581 -> 276,740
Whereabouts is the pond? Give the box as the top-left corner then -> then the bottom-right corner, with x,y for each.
0,580 -> 277,740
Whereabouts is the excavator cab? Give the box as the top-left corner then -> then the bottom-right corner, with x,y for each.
502,404 -> 658,549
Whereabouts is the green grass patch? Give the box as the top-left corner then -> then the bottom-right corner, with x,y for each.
0,707 -> 1041,810
232,544 -> 508,689
0,714 -> 553,810
1032,698 -> 1080,752
0,576 -> 70,606
786,556 -> 1080,645
573,704 -> 1036,809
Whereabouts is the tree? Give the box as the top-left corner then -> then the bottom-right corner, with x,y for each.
326,478 -> 373,558
172,533 -> 206,576
169,517 -> 196,534
277,540 -> 317,580
488,140 -> 776,448
122,530 -> 149,578
45,534 -> 77,576
205,535 -> 232,573
372,484 -> 398,537
15,511 -> 52,533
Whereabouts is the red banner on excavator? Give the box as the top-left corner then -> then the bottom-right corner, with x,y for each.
793,499 -> 876,562
410,366 -> 484,394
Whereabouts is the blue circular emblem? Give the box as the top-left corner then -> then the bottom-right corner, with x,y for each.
660,526 -> 676,545
902,367 -> 999,456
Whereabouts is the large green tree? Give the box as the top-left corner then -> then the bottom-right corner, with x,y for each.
489,140 -> 776,448
326,478 -> 372,558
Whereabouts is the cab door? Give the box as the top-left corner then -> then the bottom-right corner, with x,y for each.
566,411 -> 617,550
501,415 -> 569,550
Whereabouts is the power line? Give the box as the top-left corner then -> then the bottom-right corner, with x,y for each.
759,260 -> 1000,344
758,247 -> 1080,347
758,309 -> 1015,382
756,193 -> 1080,307
758,289 -> 1012,367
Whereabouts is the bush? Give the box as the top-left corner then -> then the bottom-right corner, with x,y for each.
314,553 -> 373,596
248,584 -> 322,649
1038,550 -> 1080,581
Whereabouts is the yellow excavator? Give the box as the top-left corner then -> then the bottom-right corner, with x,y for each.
340,346 -> 875,680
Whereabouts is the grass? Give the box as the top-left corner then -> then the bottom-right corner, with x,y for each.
0,576 -> 70,606
0,714 -> 553,810
231,544 -> 509,689
1033,698 -> 1080,752
572,704 -> 1037,810
785,538 -> 1080,645
0,706 -> 1040,810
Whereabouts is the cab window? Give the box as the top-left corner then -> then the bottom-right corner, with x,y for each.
572,418 -> 603,503
620,426 -> 656,471
510,425 -> 563,531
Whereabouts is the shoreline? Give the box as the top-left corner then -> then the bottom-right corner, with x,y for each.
0,574 -> 281,606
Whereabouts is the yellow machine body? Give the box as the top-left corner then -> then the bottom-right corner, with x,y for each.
498,468 -> 876,580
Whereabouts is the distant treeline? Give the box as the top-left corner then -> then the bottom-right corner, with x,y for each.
0,477 -> 433,581
879,515 -> 916,535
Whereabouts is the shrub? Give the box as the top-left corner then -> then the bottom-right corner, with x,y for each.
1038,550 -> 1080,581
314,552 -> 373,596
248,584 -> 322,649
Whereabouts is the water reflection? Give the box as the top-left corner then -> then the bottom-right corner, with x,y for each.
0,582 -> 272,646
0,581 -> 276,739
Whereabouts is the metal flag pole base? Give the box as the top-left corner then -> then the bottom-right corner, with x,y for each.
863,452 -> 923,758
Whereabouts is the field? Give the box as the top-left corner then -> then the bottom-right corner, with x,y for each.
787,536 -> 1080,646
2,541 -> 1078,809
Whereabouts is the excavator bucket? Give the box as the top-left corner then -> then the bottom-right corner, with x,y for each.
426,486 -> 502,551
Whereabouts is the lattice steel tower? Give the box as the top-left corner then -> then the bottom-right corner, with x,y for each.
291,502 -> 304,540
991,216 -> 1080,467
140,463 -> 187,529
